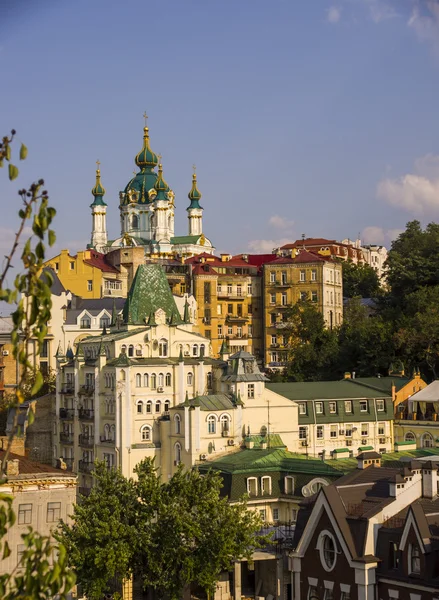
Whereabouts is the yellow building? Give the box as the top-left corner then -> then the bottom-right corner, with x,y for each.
186,253 -> 263,359
262,251 -> 343,368
393,380 -> 439,451
44,249 -> 127,299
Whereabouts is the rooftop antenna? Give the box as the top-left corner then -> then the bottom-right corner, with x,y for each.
301,233 -> 306,249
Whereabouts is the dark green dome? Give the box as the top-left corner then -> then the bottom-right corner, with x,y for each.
122,169 -> 158,205
187,173 -> 202,210
91,167 -> 107,207
154,164 -> 171,201
135,127 -> 158,168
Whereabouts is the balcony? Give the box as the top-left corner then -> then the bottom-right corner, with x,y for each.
272,280 -> 289,287
78,460 -> 94,474
217,291 -> 247,299
79,434 -> 94,448
60,432 -> 74,444
102,280 -> 123,297
59,408 -> 75,420
226,314 -> 248,322
60,384 -> 75,394
99,436 -> 114,445
79,385 -> 94,396
78,408 -> 94,421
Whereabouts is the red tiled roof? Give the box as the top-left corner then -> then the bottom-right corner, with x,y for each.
280,238 -> 337,249
190,263 -> 219,275
268,250 -> 332,265
83,251 -> 119,274
233,254 -> 279,267
185,253 -> 221,264
0,450 -> 76,478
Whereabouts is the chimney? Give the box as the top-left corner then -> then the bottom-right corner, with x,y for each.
357,451 -> 381,470
6,459 -> 19,476
422,462 -> 438,499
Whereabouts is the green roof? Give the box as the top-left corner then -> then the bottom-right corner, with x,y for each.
246,434 -> 286,449
333,448 -> 350,453
171,235 -> 203,245
351,377 -> 411,395
122,264 -> 182,326
179,394 -> 236,411
358,445 -> 374,451
395,440 -> 417,446
268,380 -> 391,401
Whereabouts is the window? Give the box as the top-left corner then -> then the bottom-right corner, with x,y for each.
291,508 -> 298,522
360,400 -> 368,412
330,425 -> 338,438
87,280 -> 93,292
136,401 -> 143,414
151,374 -> 157,389
315,402 -> 323,414
174,443 -> 181,465
175,415 -> 181,434
218,324 -> 223,337
69,261 -> 75,270
324,589 -> 333,600
136,373 -> 142,387
143,373 -> 149,387
271,335 -> 277,345
345,424 -> 353,437
159,339 -> 168,357
409,544 -> 421,575
217,304 -> 222,315
272,508 -> 279,521
46,502 -> 61,523
376,399 -> 385,412
187,372 -> 193,385
17,544 -> 25,564
192,345 -> 198,357
361,423 -> 369,437
281,271 -> 287,284
270,293 -> 276,305
220,414 -> 230,433
164,400 -> 170,412
158,373 -> 164,387
270,272 -> 276,283
299,402 -> 307,415
54,262 -> 59,271
236,326 -> 242,338
319,532 -> 337,571
261,476 -> 272,495
146,401 -> 152,414
80,316 -> 91,329
422,432 -> 434,448
18,503 -> 32,525
311,269 -> 317,281
100,316 -> 110,329
329,402 -> 337,414
389,541 -> 399,569
165,373 -> 171,387
141,425 -> 152,441
300,270 -> 305,282
405,431 -> 415,442
208,415 -> 216,434
281,293 -> 287,305
247,284 -> 253,295
340,592 -> 351,600
316,425 -> 324,439
259,509 -> 266,521
270,313 -> 276,325
228,326 -> 233,335
155,401 -> 161,413
248,384 -> 255,399
345,400 -> 352,413
131,214 -> 139,229
311,291 -> 318,302
128,345 -> 134,357
378,422 -> 385,436
308,586 -> 318,600
247,477 -> 258,496
299,426 -> 308,440
207,372 -> 212,388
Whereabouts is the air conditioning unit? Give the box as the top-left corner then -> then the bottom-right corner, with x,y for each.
200,454 -> 207,461
379,437 -> 386,444
157,386 -> 164,393
221,430 -> 229,437
339,430 -> 345,436
227,439 -> 235,446
2,350 -> 9,356
346,440 -> 352,446
301,441 -> 308,447
361,439 -> 368,444
184,351 -> 190,356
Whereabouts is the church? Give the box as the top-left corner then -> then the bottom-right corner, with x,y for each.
89,119 -> 215,258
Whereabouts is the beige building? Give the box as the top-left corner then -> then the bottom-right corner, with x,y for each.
0,449 -> 76,578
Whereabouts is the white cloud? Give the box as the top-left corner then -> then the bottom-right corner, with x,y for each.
247,238 -> 291,253
377,154 -> 439,215
364,0 -> 398,23
327,6 -> 342,23
268,214 -> 295,230
361,226 -> 402,247
408,1 -> 439,53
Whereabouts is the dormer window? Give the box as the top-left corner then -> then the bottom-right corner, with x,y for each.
409,544 -> 421,575
80,316 -> 91,329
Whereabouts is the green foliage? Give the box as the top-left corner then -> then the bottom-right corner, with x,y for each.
59,460 -> 267,600
341,260 -> 381,298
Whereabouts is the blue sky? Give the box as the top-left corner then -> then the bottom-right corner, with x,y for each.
1,0 -> 439,258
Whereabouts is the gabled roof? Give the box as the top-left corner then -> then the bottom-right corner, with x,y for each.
280,238 -> 337,249
0,450 -> 77,479
177,393 -> 237,411
40,267 -> 66,295
410,381 -> 439,402
122,264 -> 182,325
267,379 -> 391,400
351,376 -> 411,395
83,251 -> 119,273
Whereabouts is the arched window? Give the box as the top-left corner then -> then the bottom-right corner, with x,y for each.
158,373 -> 164,387
132,214 -> 139,229
220,414 -> 230,434
135,344 -> 142,357
80,316 -> 91,329
141,425 -> 152,441
146,401 -> 152,414
109,425 -> 115,441
422,432 -> 433,448
187,372 -> 193,386
207,415 -> 216,434
159,339 -> 168,357
100,316 -> 110,329
136,400 -> 143,414
155,401 -> 161,413
193,345 -> 198,357
128,345 -> 134,357
174,443 -> 181,465
144,373 -> 149,387
164,400 -> 170,412
405,431 -> 416,442
200,344 -> 205,357
121,345 -> 127,354
104,424 -> 110,439
409,544 -> 421,574
136,373 -> 142,387
175,414 -> 181,434
151,374 -> 157,389
165,373 -> 171,387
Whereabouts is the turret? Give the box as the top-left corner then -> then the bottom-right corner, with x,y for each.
151,162 -> 175,241
89,161 -> 108,252
187,169 -> 203,236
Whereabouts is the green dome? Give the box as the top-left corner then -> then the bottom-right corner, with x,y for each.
135,127 -> 158,169
122,170 -> 158,205
154,164 -> 172,201
187,173 -> 202,210
91,167 -> 107,207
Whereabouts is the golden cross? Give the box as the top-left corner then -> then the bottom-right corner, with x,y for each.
143,111 -> 148,126
96,159 -> 100,169
192,163 -> 196,174
157,153 -> 162,164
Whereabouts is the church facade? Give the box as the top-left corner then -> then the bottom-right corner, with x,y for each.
89,122 -> 214,258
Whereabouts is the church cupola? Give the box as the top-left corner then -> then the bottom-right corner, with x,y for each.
187,169 -> 203,236
153,163 -> 171,201
90,161 -> 108,252
135,126 -> 159,170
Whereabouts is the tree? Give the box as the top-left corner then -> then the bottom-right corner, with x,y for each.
283,299 -> 339,381
0,131 -> 74,597
59,460 -> 267,600
341,261 -> 381,298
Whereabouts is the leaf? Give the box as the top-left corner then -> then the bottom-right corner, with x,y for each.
27,406 -> 35,426
8,164 -> 18,180
5,145 -> 11,161
48,230 -> 56,247
2,541 -> 11,559
31,371 -> 43,396
19,143 -> 28,160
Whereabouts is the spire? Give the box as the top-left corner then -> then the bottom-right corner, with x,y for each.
55,341 -> 65,359
153,162 -> 171,201
91,161 -> 107,206
66,344 -> 74,360
110,298 -> 118,327
187,171 -> 203,210
135,125 -> 158,170
183,299 -> 190,323
99,339 -> 107,356
220,338 -> 230,358
147,310 -> 157,326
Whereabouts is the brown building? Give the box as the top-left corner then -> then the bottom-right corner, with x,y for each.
275,237 -> 367,264
291,452 -> 439,600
